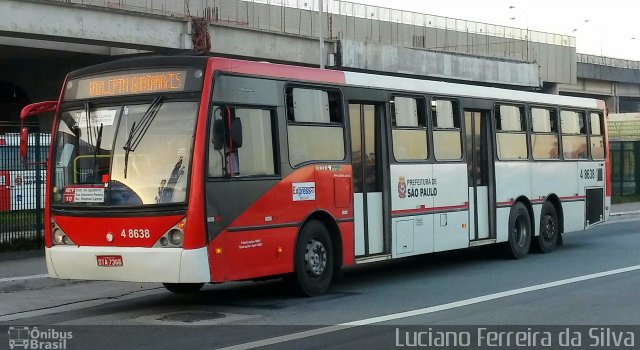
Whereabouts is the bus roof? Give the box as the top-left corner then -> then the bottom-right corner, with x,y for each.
65,55 -> 604,111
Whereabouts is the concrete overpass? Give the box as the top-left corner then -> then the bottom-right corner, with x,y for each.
1,0 -> 639,126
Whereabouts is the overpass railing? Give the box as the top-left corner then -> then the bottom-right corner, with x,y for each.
577,53 -> 640,69
53,0 -> 575,48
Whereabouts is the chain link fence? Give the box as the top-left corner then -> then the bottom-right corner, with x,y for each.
0,125 -> 48,251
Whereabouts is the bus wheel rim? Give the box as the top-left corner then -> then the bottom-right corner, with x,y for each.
305,239 -> 327,277
542,214 -> 556,241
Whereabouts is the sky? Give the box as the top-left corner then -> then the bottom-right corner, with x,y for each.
354,0 -> 640,61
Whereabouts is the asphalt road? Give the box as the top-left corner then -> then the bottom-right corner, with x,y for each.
1,216 -> 640,350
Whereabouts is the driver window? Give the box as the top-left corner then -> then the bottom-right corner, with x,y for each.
209,106 -> 277,177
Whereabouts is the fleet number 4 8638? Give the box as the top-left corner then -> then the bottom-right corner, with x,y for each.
121,229 -> 151,239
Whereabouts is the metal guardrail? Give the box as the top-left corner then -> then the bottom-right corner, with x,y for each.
577,53 -> 640,70
264,0 -> 575,47
54,0 -> 576,47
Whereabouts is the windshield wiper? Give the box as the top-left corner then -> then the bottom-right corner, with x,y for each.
122,96 -> 163,178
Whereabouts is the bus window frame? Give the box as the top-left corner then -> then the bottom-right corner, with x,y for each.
389,93 -> 430,163
284,83 -> 347,169
528,104 -> 562,162
493,102 -> 530,162
205,103 -> 282,181
559,108 -> 589,161
588,110 -> 606,161
429,96 -> 464,163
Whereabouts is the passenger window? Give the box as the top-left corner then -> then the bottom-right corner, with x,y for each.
391,96 -> 428,161
209,107 -> 277,177
495,105 -> 528,160
590,112 -> 605,160
286,87 -> 345,166
531,107 -> 559,160
561,110 -> 588,160
431,100 -> 462,161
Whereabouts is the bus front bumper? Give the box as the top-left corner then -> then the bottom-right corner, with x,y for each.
45,246 -> 210,283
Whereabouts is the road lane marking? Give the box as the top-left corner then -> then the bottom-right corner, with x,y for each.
218,264 -> 640,350
0,274 -> 48,283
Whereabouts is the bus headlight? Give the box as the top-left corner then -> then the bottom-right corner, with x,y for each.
169,229 -> 183,245
53,229 -> 64,244
51,221 -> 75,246
152,217 -> 186,248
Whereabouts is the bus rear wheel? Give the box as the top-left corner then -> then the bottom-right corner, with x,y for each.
533,202 -> 559,253
163,283 -> 204,293
293,220 -> 334,297
503,202 -> 531,259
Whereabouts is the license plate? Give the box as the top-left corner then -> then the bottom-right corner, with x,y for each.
97,255 -> 123,267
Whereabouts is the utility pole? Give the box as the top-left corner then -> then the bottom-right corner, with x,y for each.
319,0 -> 325,69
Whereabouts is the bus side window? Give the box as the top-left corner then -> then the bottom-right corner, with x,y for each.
431,99 -> 462,161
391,96 -> 428,161
286,87 -> 345,167
209,106 -> 276,177
495,104 -> 528,160
590,112 -> 605,160
531,107 -> 559,160
560,110 -> 588,160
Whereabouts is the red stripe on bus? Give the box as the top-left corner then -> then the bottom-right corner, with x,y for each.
183,60 -> 214,250
208,58 -> 346,85
559,195 -> 586,201
604,111 -> 612,197
391,204 -> 468,216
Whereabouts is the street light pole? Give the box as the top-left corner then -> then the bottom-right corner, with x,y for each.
319,0 -> 325,69
509,5 -> 529,61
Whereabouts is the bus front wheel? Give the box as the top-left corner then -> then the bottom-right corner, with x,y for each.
293,220 -> 334,297
503,202 -> 531,259
163,283 -> 204,294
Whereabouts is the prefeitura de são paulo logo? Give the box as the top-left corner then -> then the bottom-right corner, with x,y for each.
8,326 -> 73,349
398,176 -> 407,198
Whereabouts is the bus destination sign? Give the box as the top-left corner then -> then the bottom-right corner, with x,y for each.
68,70 -> 188,100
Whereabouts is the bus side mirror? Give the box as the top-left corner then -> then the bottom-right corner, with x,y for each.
213,108 -> 243,150
213,119 -> 225,150
19,127 -> 28,162
229,117 -> 243,149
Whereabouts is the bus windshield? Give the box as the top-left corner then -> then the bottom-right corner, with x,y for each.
51,100 -> 198,207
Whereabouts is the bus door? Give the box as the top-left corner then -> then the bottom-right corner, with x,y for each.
465,110 -> 495,241
349,103 -> 385,256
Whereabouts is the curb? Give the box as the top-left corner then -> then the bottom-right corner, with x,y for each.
610,210 -> 640,217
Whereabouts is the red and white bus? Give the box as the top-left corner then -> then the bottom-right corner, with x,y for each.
20,56 -> 609,295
